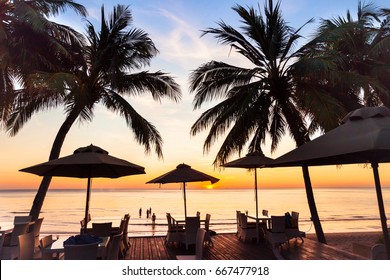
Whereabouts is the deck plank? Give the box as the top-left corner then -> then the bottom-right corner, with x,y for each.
126,233 -> 363,260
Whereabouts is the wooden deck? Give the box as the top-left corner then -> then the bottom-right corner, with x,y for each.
125,233 -> 365,260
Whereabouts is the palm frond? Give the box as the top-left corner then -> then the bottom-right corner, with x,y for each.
118,71 -> 181,102
101,92 -> 163,158
190,61 -> 261,109
5,88 -> 64,136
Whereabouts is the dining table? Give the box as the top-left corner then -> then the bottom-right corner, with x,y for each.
247,215 -> 271,243
41,235 -> 110,259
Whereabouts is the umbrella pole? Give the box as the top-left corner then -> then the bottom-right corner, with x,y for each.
372,163 -> 390,259
254,168 -> 259,243
183,182 -> 187,218
84,176 -> 92,233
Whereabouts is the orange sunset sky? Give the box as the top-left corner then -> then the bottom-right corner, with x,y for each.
1,0 -> 390,191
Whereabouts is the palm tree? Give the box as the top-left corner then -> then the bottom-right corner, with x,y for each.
0,0 -> 87,122
6,5 -> 181,220
295,0 -> 390,125
189,0 -> 328,242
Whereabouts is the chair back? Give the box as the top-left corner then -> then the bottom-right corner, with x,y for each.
32,217 -> 44,248
40,235 -> 54,249
185,216 -> 200,245
262,209 -> 269,217
118,218 -> 126,233
196,211 -> 201,217
204,214 -> 211,231
195,228 -> 206,260
39,234 -> 54,259
10,222 -> 31,246
290,211 -> 299,228
40,235 -> 63,260
186,216 -> 200,232
92,222 -> 112,237
122,215 -> 130,236
166,213 -> 181,231
106,233 -> 123,260
239,213 -> 249,229
64,242 -> 99,260
122,215 -> 130,249
271,216 -> 286,233
236,210 -> 241,232
14,215 -> 32,224
18,232 -> 35,260
166,213 -> 173,229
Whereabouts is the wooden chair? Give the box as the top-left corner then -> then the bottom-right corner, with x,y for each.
266,215 -> 288,249
165,213 -> 184,246
203,213 -> 213,246
183,216 -> 200,250
40,235 -> 63,260
106,233 -> 123,260
1,222 -> 32,259
236,210 -> 242,237
285,211 -> 304,242
176,228 -> 206,260
64,242 -> 99,260
31,217 -> 44,252
18,232 -> 35,260
121,214 -> 131,254
238,213 -> 257,242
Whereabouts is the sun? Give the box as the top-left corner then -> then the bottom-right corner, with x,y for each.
205,184 -> 214,190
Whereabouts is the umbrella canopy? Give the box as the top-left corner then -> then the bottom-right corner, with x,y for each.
223,151 -> 274,169
146,163 -> 219,218
268,106 -> 390,259
20,144 -> 145,231
269,106 -> 390,167
223,151 -> 274,242
20,144 -> 145,178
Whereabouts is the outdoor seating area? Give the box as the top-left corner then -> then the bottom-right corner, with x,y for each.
235,209 -> 305,252
165,212 -> 213,251
0,213 -> 132,260
0,211 -> 379,261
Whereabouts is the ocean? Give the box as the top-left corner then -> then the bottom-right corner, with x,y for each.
0,187 -> 389,237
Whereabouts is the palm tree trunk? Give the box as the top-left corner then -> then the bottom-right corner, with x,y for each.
29,108 -> 81,220
282,105 -> 327,243
302,165 -> 327,243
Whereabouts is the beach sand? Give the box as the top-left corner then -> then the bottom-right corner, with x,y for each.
306,231 -> 382,258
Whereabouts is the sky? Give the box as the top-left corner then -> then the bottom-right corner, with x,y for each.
1,0 -> 390,190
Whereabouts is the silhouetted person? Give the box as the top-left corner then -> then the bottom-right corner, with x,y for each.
152,213 -> 156,223
139,208 -> 142,217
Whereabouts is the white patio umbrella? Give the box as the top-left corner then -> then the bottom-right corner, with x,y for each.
20,144 -> 145,232
268,106 -> 390,259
